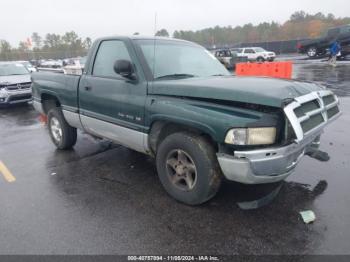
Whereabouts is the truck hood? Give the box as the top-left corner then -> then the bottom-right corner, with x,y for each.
150,76 -> 323,108
0,74 -> 31,85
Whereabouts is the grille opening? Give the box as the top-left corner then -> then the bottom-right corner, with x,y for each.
5,82 -> 31,91
8,94 -> 32,102
301,114 -> 324,133
327,106 -> 340,119
323,95 -> 336,106
294,100 -> 320,117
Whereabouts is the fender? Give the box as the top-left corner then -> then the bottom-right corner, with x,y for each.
146,96 -> 277,143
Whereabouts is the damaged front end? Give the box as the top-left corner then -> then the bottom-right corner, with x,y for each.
217,90 -> 341,184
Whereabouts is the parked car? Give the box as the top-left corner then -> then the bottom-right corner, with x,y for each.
16,61 -> 37,72
63,56 -> 87,75
231,47 -> 276,62
32,36 -> 340,205
0,62 -> 32,106
214,49 -> 233,69
297,24 -> 350,58
39,59 -> 63,69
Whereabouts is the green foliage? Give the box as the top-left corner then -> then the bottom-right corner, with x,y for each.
173,11 -> 350,46
31,32 -> 42,48
0,31 -> 91,61
155,29 -> 170,37
0,40 -> 12,53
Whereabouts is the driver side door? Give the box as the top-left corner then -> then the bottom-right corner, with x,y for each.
79,39 -> 148,153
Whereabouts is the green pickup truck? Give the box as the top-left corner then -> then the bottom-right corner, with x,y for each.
32,36 -> 341,205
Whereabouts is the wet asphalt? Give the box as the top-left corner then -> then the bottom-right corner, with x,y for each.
0,62 -> 350,255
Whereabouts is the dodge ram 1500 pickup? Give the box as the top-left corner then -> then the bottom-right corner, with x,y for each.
32,36 -> 341,205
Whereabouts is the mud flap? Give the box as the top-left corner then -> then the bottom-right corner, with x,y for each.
305,148 -> 330,162
237,183 -> 283,210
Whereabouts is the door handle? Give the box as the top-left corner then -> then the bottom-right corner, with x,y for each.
84,86 -> 92,91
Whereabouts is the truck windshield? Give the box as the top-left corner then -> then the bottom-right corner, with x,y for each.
136,39 -> 230,79
0,63 -> 29,76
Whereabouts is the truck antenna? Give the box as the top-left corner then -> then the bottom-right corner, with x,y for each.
153,12 -> 157,80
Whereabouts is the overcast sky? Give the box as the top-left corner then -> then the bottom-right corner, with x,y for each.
1,0 -> 349,45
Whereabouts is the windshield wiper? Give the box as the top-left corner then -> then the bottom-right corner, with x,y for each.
155,73 -> 196,80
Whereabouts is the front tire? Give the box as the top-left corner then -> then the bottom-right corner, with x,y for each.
156,132 -> 222,205
47,107 -> 77,150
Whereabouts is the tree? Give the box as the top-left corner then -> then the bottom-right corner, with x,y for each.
0,40 -> 12,60
155,29 -> 169,37
18,41 -> 29,51
290,11 -> 307,21
44,33 -> 62,48
0,40 -> 12,53
83,37 -> 92,49
307,20 -> 325,38
31,32 -> 42,48
62,31 -> 79,46
327,13 -> 335,21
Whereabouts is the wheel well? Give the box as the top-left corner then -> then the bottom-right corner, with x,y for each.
148,121 -> 218,155
307,46 -> 318,52
41,94 -> 61,114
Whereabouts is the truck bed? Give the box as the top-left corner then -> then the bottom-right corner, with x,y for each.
32,71 -> 81,111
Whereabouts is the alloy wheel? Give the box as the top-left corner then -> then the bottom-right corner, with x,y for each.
165,149 -> 198,191
50,117 -> 62,143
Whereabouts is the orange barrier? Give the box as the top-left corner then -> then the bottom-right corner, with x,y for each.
235,61 -> 293,79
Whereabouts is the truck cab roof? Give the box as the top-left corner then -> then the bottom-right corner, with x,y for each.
94,35 -> 195,45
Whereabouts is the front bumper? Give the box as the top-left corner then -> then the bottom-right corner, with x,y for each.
217,132 -> 321,184
218,90 -> 341,184
0,89 -> 32,105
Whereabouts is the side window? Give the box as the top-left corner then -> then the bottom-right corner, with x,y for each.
93,40 -> 131,78
342,26 -> 350,34
328,28 -> 340,37
244,49 -> 255,54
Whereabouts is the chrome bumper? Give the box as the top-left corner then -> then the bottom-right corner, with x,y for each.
218,90 -> 341,184
217,132 -> 321,184
0,89 -> 32,105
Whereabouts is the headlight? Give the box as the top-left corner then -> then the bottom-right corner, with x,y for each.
0,90 -> 9,98
225,127 -> 276,145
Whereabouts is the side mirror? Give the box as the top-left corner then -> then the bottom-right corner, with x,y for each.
113,60 -> 136,80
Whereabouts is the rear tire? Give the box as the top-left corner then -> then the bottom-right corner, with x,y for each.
307,46 -> 318,58
156,132 -> 222,205
47,107 -> 77,150
257,57 -> 265,62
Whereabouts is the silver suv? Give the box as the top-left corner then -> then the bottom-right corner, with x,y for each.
0,62 -> 32,106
